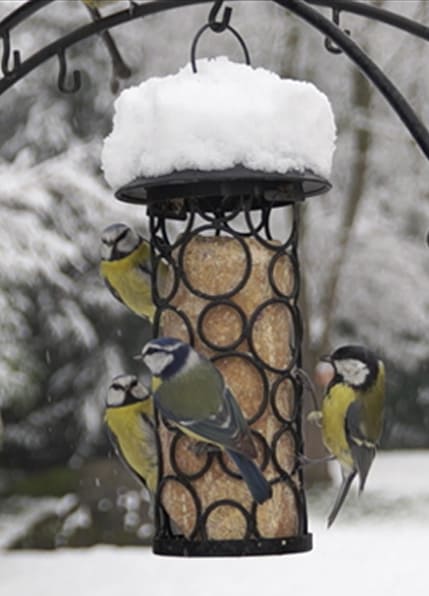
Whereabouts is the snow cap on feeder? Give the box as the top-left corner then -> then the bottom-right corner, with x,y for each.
101,57 -> 336,210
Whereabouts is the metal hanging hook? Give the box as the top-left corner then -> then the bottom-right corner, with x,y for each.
208,0 -> 232,33
1,30 -> 21,77
190,0 -> 251,73
57,49 -> 81,94
324,8 -> 351,55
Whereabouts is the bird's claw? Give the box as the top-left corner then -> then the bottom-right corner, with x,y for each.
307,409 -> 323,427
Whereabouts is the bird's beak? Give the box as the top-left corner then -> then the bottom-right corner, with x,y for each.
133,354 -> 143,361
314,357 -> 335,388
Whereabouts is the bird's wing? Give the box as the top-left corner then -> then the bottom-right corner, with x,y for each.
327,468 -> 357,528
168,386 -> 256,459
345,400 -> 376,492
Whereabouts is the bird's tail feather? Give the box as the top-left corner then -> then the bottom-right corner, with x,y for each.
227,450 -> 272,504
352,444 -> 375,493
327,470 -> 357,528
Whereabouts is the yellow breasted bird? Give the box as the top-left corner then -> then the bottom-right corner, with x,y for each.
105,374 -> 158,495
100,223 -> 168,323
320,345 -> 385,527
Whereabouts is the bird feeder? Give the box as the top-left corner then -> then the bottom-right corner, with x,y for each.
1,0 -> 428,561
102,10 -> 335,557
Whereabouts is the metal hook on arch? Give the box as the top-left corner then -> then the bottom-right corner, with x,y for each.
57,48 -> 81,94
324,8 -> 351,55
208,0 -> 232,33
1,30 -> 21,77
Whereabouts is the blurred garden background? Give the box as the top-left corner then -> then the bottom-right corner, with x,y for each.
0,0 -> 428,552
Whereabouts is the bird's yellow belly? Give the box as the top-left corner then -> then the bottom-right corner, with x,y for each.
100,260 -> 155,320
322,385 -> 355,469
106,407 -> 157,493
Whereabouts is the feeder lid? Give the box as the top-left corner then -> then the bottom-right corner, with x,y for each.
115,166 -> 331,215
102,58 -> 336,195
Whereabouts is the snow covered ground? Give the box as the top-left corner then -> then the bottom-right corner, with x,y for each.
1,451 -> 428,596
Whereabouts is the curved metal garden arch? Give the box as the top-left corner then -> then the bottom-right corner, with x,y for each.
0,0 -> 429,160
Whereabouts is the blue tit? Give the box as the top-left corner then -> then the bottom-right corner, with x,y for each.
320,345 -> 385,527
100,223 -> 167,323
105,374 -> 158,495
139,337 -> 272,504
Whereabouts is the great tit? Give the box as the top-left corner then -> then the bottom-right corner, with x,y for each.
139,337 -> 272,504
100,223 -> 167,323
320,345 -> 385,527
105,374 -> 158,495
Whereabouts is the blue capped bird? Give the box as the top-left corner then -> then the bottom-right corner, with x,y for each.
139,337 -> 272,504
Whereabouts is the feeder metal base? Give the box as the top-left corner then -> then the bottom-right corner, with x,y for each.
153,534 -> 313,557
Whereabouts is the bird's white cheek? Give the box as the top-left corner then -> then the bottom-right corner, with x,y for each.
144,352 -> 174,376
100,243 -> 112,261
107,387 -> 126,407
336,359 -> 369,386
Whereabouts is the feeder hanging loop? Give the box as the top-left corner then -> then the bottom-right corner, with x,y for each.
190,0 -> 251,73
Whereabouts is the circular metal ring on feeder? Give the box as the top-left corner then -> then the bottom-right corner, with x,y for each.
217,429 -> 271,480
240,201 -> 272,241
271,475 -> 307,536
268,250 -> 299,300
271,426 -> 298,477
151,209 -> 196,252
270,373 -> 300,424
211,351 -> 269,426
151,252 -> 181,305
115,167 -> 332,213
243,202 -> 296,250
268,473 -> 301,507
248,298 -> 299,374
251,474 -> 303,537
207,196 -> 269,240
177,225 -> 252,300
200,499 -> 255,541
157,474 -> 202,540
155,306 -> 195,346
271,423 -> 305,477
191,196 -> 247,226
197,299 -> 247,351
170,432 -> 214,481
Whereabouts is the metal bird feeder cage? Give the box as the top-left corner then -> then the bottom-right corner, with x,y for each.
1,0 -> 429,559
116,165 -> 330,556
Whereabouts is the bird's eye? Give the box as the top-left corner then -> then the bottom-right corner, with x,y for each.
143,347 -> 159,357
